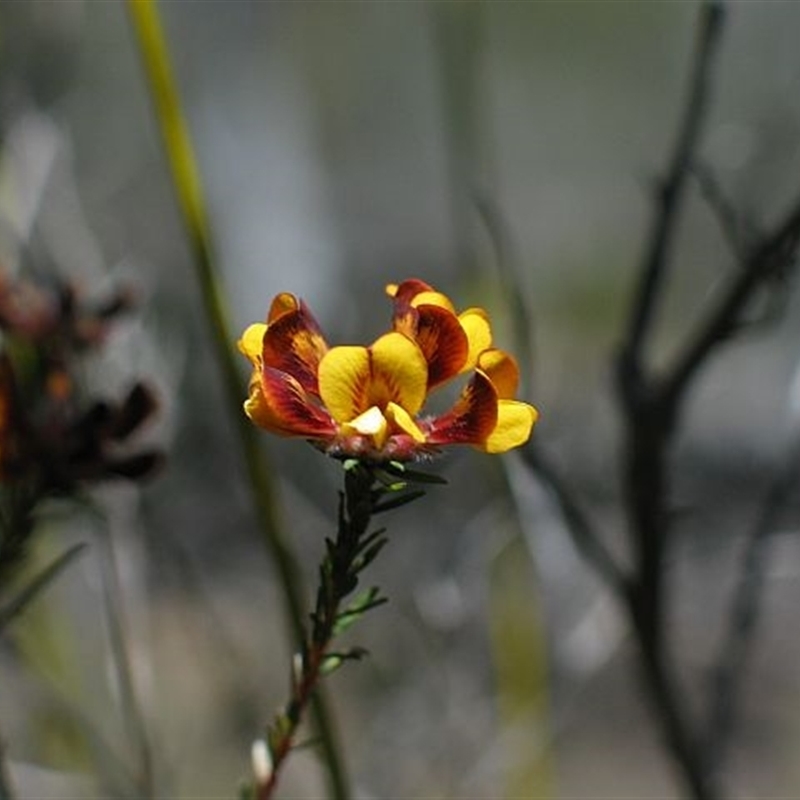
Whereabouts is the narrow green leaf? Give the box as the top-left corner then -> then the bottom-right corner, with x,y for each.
320,655 -> 343,676
321,647 -> 369,675
333,587 -> 387,635
373,471 -> 408,491
355,528 -> 387,555
351,537 -> 388,574
373,489 -> 426,514
333,598 -> 388,636
341,586 -> 381,613
382,463 -> 448,485
327,647 -> 369,661
402,468 -> 448,485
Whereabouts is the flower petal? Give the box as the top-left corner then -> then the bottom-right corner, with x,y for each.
238,323 -> 267,365
245,367 -> 337,438
410,290 -> 455,313
385,279 -> 434,305
341,406 -> 390,448
396,304 -> 468,390
368,332 -> 429,416
480,400 -> 538,453
459,308 -> 492,371
267,292 -> 300,323
262,302 -> 328,395
386,401 -> 426,443
478,349 -> 519,398
427,370 -> 498,445
318,345 -> 371,423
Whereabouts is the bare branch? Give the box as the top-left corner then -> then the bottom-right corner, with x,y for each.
705,434 -> 800,775
520,444 -> 629,598
690,160 -> 751,260
664,192 -> 800,407
619,0 -> 725,383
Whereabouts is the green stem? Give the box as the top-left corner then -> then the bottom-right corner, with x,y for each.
125,3 -> 348,797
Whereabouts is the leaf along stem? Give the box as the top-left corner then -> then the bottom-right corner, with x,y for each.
255,464 -> 399,799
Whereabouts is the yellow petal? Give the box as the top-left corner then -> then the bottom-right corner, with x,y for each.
385,278 -> 434,303
245,369 -> 337,438
478,349 -> 519,398
238,324 -> 267,364
386,401 -> 426,443
368,332 -> 428,416
481,400 -> 538,454
342,406 -> 389,448
411,290 -> 456,313
318,345 -> 370,423
459,308 -> 492,371
243,379 -> 291,435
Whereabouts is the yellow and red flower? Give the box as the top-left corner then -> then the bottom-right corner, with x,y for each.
238,279 -> 537,461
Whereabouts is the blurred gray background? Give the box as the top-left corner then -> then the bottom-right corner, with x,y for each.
1,1 -> 800,798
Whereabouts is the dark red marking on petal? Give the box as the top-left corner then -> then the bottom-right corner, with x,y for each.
389,279 -> 434,307
414,304 -> 468,390
267,293 -> 300,324
426,370 -> 498,445
260,367 -> 337,438
262,303 -> 328,395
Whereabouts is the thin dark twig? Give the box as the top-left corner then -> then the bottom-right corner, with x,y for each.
613,4 -> 727,799
664,192 -> 800,407
473,192 -> 536,393
620,0 -> 725,375
690,160 -> 750,260
520,444 -> 628,598
705,433 -> 800,775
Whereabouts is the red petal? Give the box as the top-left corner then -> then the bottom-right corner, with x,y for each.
254,367 -> 337,438
386,279 -> 434,306
426,371 -> 498,445
411,304 -> 468,390
262,302 -> 328,395
267,292 -> 300,323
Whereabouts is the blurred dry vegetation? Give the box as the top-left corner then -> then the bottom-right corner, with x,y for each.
1,2 -> 800,799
